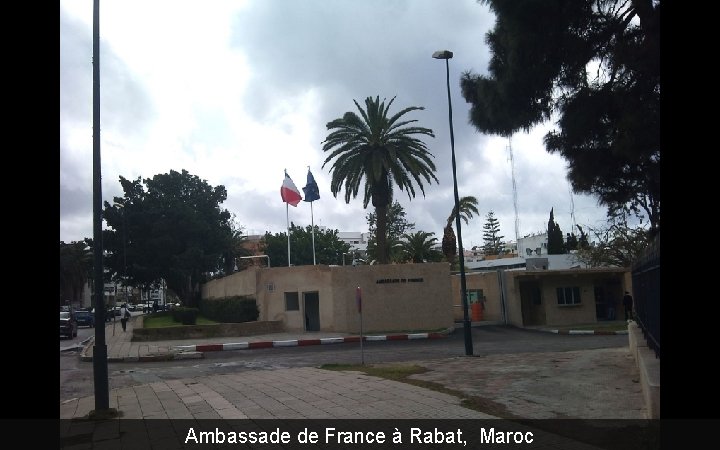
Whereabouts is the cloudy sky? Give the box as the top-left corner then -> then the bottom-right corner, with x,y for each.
60,0 -> 611,250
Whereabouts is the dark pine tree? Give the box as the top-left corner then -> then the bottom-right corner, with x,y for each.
547,208 -> 566,254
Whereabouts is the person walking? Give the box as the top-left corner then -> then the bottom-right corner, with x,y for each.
623,291 -> 634,321
120,303 -> 130,332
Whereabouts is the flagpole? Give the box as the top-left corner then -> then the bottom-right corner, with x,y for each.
286,202 -> 291,267
311,201 -> 316,265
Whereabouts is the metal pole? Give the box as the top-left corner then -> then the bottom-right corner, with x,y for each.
442,56 -> 473,356
91,0 -> 110,410
286,202 -> 291,266
311,201 -> 316,265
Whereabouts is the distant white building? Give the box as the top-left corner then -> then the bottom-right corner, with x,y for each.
336,231 -> 369,252
336,230 -> 370,264
518,232 -> 548,258
463,232 -> 587,271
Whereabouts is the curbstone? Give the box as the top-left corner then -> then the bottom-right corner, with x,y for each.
550,329 -> 628,335
171,331 -> 451,355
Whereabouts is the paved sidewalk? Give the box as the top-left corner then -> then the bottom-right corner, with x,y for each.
61,317 -> 652,448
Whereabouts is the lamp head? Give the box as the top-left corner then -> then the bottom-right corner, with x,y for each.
432,50 -> 453,59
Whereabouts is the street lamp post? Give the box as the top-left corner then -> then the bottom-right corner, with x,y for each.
432,49 -> 473,356
92,0 -> 111,413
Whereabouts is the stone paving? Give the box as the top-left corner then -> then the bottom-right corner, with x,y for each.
60,317 -> 653,449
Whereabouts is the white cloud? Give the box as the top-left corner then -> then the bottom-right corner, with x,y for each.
60,0 -> 612,248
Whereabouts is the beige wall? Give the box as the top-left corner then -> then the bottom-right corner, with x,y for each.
202,268 -> 259,299
330,263 -> 453,333
508,269 -> 631,327
535,273 -> 597,326
450,271 -> 506,322
257,265 -> 334,331
201,263 -> 454,333
203,265 -> 632,331
449,268 -> 632,327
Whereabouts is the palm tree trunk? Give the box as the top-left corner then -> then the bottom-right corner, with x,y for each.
376,204 -> 389,264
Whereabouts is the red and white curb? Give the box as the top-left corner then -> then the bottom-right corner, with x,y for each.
174,331 -> 448,353
546,329 -> 628,335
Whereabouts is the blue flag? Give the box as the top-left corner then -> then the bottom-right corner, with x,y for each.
302,169 -> 320,202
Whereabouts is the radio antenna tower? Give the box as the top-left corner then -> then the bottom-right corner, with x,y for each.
507,136 -> 520,249
568,183 -> 577,232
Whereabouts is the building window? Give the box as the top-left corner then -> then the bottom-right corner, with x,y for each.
285,292 -> 299,311
556,287 -> 581,305
467,289 -> 484,303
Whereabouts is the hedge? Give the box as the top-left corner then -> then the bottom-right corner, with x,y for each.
199,296 -> 259,323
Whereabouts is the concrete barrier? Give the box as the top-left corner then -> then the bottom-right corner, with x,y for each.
628,321 -> 660,418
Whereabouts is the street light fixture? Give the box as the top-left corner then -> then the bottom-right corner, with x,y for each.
432,49 -> 473,356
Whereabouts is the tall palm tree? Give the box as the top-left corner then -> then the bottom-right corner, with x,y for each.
441,195 -> 479,265
401,231 -> 441,263
322,96 -> 438,264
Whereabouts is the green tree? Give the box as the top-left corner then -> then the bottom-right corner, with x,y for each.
400,231 -> 442,263
576,224 -> 590,249
219,216 -> 253,276
547,208 -> 566,254
482,211 -> 505,256
565,232 -> 579,251
366,200 -> 415,264
460,0 -> 660,235
322,96 -> 438,264
442,195 -> 480,265
576,216 -> 650,267
262,224 -> 352,267
59,240 -> 93,306
100,170 -> 234,307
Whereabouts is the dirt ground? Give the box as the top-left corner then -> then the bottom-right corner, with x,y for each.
405,346 -> 647,419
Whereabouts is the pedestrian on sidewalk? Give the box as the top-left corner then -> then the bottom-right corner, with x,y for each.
120,303 -> 130,332
623,291 -> 634,321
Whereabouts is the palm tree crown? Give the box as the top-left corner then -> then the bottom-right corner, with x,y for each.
322,96 -> 437,263
442,195 -> 479,266
401,231 -> 440,263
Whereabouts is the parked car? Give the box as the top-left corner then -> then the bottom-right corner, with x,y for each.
90,308 -> 113,322
75,310 -> 95,328
60,311 -> 77,339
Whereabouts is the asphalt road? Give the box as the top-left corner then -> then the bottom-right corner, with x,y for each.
60,325 -> 629,404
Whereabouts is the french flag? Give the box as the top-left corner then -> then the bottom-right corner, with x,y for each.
280,172 -> 303,207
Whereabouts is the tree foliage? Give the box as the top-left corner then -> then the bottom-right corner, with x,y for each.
461,0 -> 660,235
547,208 -> 566,254
322,96 -> 437,264
366,201 -> 415,264
482,211 -> 505,255
400,231 -> 443,263
59,240 -> 93,306
100,169 -> 235,306
262,224 -> 352,267
576,216 -> 650,267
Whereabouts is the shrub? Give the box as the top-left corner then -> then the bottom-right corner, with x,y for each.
172,307 -> 200,325
199,296 -> 259,323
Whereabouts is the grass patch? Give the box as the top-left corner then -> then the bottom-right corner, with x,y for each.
142,314 -> 218,328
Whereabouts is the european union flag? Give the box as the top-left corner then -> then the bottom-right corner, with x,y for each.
302,169 -> 320,202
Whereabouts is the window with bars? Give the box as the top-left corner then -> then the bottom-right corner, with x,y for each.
285,292 -> 299,311
556,286 -> 581,306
